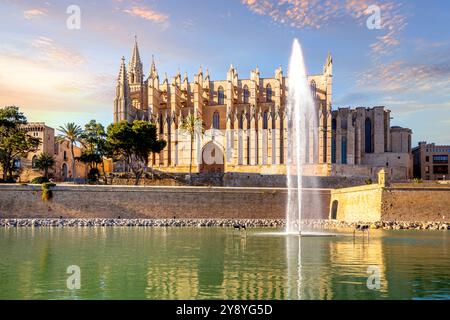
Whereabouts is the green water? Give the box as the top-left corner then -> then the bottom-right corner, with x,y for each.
0,228 -> 448,300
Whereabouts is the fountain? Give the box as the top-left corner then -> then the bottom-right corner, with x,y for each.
285,39 -> 319,235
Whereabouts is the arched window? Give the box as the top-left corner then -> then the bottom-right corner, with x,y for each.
32,155 -> 38,168
218,86 -> 225,105
365,118 -> 372,153
243,85 -> 250,104
213,111 -> 220,129
266,84 -> 272,102
311,80 -> 317,98
239,112 -> 244,130
341,136 -> 347,164
62,163 -> 68,180
263,111 -> 269,129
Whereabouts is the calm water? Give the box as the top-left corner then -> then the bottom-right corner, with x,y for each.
0,227 -> 449,300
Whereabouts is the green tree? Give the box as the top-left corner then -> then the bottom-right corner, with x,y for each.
0,106 -> 40,182
107,120 -> 166,185
35,153 -> 56,179
179,114 -> 204,175
79,120 -> 111,184
57,123 -> 82,181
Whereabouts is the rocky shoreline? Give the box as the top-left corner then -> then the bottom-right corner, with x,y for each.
0,218 -> 449,230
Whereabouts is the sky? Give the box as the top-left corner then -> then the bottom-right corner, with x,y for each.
0,0 -> 449,145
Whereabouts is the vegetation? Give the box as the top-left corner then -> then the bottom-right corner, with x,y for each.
31,176 -> 50,184
412,177 -> 423,184
78,120 -> 111,184
179,114 -> 204,175
41,182 -> 56,201
34,153 -> 55,179
365,178 -> 373,185
107,120 -> 166,185
57,123 -> 83,181
0,106 -> 40,182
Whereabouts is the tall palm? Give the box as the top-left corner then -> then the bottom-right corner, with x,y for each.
35,153 -> 55,179
57,123 -> 83,181
179,114 -> 204,175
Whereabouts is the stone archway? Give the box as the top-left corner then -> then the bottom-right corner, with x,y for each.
62,163 -> 68,181
199,141 -> 224,174
330,200 -> 338,220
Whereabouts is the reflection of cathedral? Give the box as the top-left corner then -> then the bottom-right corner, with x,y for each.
114,38 -> 412,180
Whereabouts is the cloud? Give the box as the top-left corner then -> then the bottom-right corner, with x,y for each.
31,36 -> 85,66
241,0 -> 407,56
122,6 -> 170,28
356,59 -> 450,93
23,8 -> 47,20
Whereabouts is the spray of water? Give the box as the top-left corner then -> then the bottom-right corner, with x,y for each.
286,39 -> 318,234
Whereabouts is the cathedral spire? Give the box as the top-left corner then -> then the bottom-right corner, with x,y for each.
114,57 -> 131,123
128,36 -> 143,84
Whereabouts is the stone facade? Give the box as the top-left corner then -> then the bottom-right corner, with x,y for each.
330,177 -> 450,223
331,108 -> 413,180
113,38 -> 413,181
413,141 -> 450,180
15,123 -> 87,182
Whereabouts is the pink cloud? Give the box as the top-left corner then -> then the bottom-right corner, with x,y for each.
241,0 -> 407,56
23,8 -> 47,20
123,6 -> 169,26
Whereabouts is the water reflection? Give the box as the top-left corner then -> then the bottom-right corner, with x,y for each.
0,228 -> 448,300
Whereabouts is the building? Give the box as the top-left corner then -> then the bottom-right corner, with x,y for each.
331,110 -> 413,180
17,123 -> 87,182
113,38 -> 413,180
413,142 -> 450,180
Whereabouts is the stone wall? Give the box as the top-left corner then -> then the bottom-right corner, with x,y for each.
330,183 -> 450,223
0,185 -> 331,220
330,185 -> 382,222
382,185 -> 450,222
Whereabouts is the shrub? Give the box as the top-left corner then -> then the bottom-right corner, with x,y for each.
31,177 -> 49,184
412,178 -> 423,184
41,182 -> 56,202
365,178 -> 373,185
87,168 -> 100,184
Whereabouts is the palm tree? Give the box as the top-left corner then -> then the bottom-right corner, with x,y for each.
179,113 -> 204,175
57,123 -> 83,181
35,153 -> 55,179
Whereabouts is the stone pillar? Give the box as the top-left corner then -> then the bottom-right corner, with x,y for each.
336,113 -> 342,164
325,107 -> 332,164
233,112 -> 240,165
374,106 -> 385,154
273,107 -> 281,165
283,111 -> 288,165
268,110 -> 275,165
250,106 -> 257,165
258,110 -> 265,165
378,168 -> 388,187
347,113 -> 355,165
243,111 -> 249,165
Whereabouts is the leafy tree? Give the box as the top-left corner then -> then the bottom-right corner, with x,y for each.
79,120 -> 111,184
35,153 -> 56,179
179,114 -> 204,175
57,123 -> 83,181
0,106 -> 40,182
107,120 -> 166,185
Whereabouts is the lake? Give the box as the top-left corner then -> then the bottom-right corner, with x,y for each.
0,227 -> 448,300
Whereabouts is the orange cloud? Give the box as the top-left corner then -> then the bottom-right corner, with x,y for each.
23,8 -> 47,20
123,6 -> 169,26
31,37 -> 85,66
